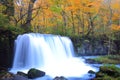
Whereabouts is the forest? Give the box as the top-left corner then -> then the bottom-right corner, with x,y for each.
0,0 -> 120,55
0,0 -> 120,80
0,0 -> 120,34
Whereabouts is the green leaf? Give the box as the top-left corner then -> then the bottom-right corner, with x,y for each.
50,5 -> 62,13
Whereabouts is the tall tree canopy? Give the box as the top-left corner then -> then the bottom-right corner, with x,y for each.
0,0 -> 14,17
0,0 -> 120,35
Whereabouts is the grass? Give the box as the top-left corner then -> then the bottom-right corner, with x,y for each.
92,55 -> 120,64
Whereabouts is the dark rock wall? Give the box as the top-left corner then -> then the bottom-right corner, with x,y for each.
0,29 -> 16,68
76,41 -> 108,55
71,37 -> 119,56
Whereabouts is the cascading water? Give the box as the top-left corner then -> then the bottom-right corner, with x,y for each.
10,33 -> 96,79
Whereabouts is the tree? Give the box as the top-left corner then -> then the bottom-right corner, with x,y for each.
13,0 -> 37,31
0,0 -> 14,19
23,0 -> 36,29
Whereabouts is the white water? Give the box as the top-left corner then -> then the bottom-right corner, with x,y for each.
10,33 -> 96,78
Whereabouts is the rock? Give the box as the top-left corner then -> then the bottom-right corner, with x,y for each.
0,29 -> 16,68
0,67 -> 8,71
17,71 -> 28,78
88,70 -> 96,77
1,75 -> 29,80
94,65 -> 120,80
27,68 -> 45,79
99,65 -> 120,77
53,76 -> 68,80
88,70 -> 96,74
85,59 -> 101,64
12,75 -> 29,80
0,70 -> 29,80
0,70 -> 13,79
96,72 -> 105,78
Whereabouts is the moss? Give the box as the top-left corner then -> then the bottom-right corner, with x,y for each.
100,65 -> 120,77
95,74 -> 119,80
91,55 -> 120,64
94,65 -> 120,80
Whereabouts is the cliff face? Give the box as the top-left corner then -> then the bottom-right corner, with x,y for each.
76,41 -> 109,55
71,36 -> 119,56
0,29 -> 16,68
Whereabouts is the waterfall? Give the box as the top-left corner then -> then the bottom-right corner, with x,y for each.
10,33 -> 96,78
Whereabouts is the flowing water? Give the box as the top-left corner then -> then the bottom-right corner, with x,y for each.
10,33 -> 97,79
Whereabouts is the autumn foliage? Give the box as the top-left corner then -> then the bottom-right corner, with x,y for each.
1,0 -> 120,37
0,0 -> 120,56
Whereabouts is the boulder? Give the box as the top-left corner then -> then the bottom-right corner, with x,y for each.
27,68 -> 45,79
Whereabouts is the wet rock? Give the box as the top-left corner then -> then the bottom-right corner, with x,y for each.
85,59 -> 101,64
13,75 -> 28,80
17,71 -> 28,78
0,70 -> 14,79
28,68 -> 45,79
53,76 -> 68,80
0,70 -> 29,80
88,70 -> 96,74
2,75 -> 29,80
88,70 -> 96,78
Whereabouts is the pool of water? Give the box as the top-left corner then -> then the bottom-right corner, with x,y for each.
33,56 -> 101,80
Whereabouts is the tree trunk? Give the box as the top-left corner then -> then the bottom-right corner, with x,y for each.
61,11 -> 67,35
22,0 -> 36,31
71,11 -> 75,35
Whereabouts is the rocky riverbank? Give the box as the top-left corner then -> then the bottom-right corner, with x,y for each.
0,68 -> 45,80
0,68 -> 94,80
84,55 -> 120,80
0,68 -> 69,80
1,65 -> 120,80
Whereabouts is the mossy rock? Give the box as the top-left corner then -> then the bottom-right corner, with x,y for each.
94,65 -> 120,80
99,65 -> 120,77
96,72 -> 105,78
